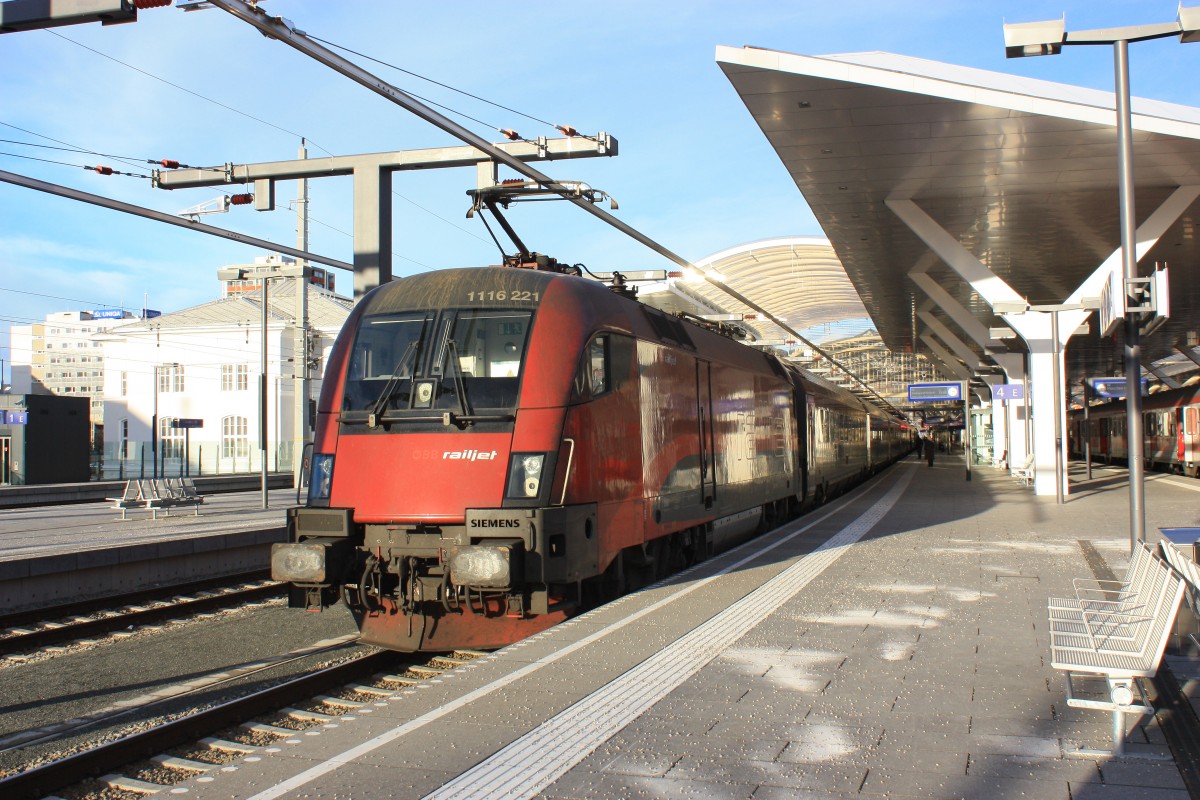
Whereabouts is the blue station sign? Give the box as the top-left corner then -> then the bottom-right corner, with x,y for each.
171,418 -> 204,429
993,383 -> 1024,401
908,382 -> 962,402
1087,377 -> 1149,399
4,411 -> 28,425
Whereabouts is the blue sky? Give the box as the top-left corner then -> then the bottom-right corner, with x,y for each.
2,1 -> 1199,381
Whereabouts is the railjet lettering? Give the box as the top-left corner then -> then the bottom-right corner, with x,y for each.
443,450 -> 498,461
469,518 -> 522,528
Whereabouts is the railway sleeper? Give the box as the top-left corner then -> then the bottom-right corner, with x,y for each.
283,706 -> 338,723
102,772 -> 172,794
314,693 -> 368,709
199,736 -> 258,754
152,754 -> 213,773
240,721 -> 296,738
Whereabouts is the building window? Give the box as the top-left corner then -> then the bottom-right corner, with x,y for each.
120,418 -> 129,458
121,371 -> 127,397
159,417 -> 184,459
158,364 -> 184,393
221,364 -> 249,391
221,416 -> 250,459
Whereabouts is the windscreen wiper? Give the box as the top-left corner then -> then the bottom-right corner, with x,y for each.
442,338 -> 474,427
366,340 -> 418,428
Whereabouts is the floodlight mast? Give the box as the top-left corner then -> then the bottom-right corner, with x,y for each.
1003,7 -> 1200,554
199,0 -> 904,417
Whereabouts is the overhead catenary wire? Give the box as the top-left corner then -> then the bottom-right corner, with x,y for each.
45,29 -> 336,159
305,34 -> 592,144
0,136 -> 218,172
0,150 -> 150,178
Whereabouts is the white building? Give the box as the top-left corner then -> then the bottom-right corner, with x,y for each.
9,309 -> 139,446
99,277 -> 351,478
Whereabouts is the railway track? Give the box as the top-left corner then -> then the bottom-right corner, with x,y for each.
0,644 -> 484,800
0,577 -> 284,658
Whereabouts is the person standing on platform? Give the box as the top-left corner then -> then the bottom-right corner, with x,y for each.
924,436 -> 935,467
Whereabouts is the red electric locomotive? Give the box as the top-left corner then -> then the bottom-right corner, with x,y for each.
273,265 -> 908,651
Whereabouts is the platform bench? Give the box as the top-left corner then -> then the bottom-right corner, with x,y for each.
1011,453 -> 1034,486
1047,542 -> 1185,755
108,478 -> 204,520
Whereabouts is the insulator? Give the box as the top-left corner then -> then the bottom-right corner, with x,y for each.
160,159 -> 181,169
501,178 -> 525,186
93,165 -> 113,175
134,0 -> 171,8
500,129 -> 521,141
229,193 -> 254,205
666,271 -> 684,279
556,124 -> 578,137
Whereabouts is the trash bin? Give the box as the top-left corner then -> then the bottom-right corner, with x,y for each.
1160,527 -> 1200,655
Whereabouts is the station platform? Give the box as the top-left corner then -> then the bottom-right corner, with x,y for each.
0,489 -> 292,613
159,454 -> 1200,800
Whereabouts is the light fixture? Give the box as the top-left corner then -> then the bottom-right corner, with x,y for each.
1002,18 -> 1065,58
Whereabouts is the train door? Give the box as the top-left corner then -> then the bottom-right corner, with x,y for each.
696,361 -> 715,508
0,437 -> 10,484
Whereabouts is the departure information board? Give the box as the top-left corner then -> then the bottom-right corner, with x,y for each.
907,382 -> 962,402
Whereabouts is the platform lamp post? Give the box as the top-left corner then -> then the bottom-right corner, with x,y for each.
1003,8 -> 1200,548
218,261 -> 311,510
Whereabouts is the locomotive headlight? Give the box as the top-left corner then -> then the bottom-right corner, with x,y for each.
307,454 -> 334,504
506,453 -> 547,499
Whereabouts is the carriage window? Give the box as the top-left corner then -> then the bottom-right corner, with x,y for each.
1188,408 -> 1198,436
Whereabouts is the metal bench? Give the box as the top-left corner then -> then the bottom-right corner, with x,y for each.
165,477 -> 204,515
1160,539 -> 1200,650
139,479 -> 172,520
109,478 -> 204,520
1048,542 -> 1157,624
1011,453 -> 1034,486
1047,544 -> 1184,756
106,480 -> 141,521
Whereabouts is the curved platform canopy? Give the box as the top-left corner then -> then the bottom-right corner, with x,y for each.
691,235 -> 870,338
635,236 -> 941,406
716,47 -> 1200,391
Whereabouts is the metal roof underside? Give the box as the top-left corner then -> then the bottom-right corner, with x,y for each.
716,47 -> 1200,382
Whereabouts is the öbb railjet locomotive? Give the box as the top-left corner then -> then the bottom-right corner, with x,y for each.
273,266 -> 911,651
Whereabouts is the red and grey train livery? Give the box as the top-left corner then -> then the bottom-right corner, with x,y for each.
272,266 -> 912,652
1069,384 -> 1200,477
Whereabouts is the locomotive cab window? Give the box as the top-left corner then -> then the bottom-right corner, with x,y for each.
342,312 -> 431,412
572,334 -> 611,402
343,308 -> 534,420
